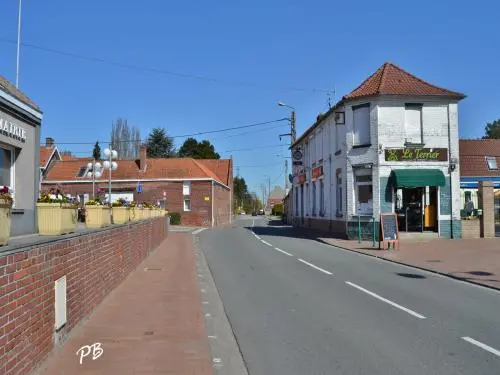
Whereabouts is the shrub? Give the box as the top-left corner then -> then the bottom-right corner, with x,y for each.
169,212 -> 181,225
271,203 -> 284,216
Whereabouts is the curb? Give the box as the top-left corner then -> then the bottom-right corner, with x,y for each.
315,238 -> 500,293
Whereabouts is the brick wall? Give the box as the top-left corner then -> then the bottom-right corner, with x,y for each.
42,180 -> 222,227
213,183 -> 231,227
0,217 -> 167,375
461,219 -> 480,239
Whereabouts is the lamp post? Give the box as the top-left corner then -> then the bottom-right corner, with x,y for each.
86,160 -> 103,199
278,101 -> 296,193
102,147 -> 118,206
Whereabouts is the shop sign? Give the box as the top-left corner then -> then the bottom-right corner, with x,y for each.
385,148 -> 448,162
0,116 -> 27,141
312,166 -> 323,179
292,149 -> 303,161
298,174 -> 306,184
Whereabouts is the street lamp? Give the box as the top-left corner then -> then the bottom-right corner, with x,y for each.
86,160 -> 103,199
103,147 -> 118,206
278,101 -> 297,192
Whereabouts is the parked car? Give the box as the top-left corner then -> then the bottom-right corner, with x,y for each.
252,211 -> 257,216
241,211 -> 246,215
258,209 -> 265,215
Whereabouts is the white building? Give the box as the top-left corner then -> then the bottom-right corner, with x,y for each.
291,62 -> 465,239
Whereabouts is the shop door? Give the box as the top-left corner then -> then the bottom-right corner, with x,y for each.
424,187 -> 438,232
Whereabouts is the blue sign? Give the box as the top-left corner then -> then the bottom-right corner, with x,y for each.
137,182 -> 143,193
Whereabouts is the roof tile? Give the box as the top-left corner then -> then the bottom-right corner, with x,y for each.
343,62 -> 465,101
0,75 -> 41,111
459,139 -> 500,177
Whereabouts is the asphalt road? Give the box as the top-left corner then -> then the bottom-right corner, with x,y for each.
199,216 -> 500,375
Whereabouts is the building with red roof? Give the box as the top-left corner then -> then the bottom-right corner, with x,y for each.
291,62 -> 465,239
42,145 -> 233,227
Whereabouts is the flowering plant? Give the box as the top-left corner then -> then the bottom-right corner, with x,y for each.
0,186 -> 13,205
37,186 -> 70,204
112,198 -> 129,207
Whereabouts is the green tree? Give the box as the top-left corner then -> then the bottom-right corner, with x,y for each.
483,119 -> 500,139
178,137 -> 220,159
146,128 -> 176,158
92,141 -> 101,160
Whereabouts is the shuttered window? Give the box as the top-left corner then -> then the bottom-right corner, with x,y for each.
353,104 -> 370,146
405,104 -> 423,144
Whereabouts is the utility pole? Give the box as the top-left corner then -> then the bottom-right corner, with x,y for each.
16,0 -> 22,88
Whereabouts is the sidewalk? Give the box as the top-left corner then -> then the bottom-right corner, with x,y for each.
318,236 -> 500,290
38,233 -> 213,375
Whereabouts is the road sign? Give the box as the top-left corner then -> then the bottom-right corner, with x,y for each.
292,150 -> 303,161
293,161 -> 303,166
136,182 -> 143,193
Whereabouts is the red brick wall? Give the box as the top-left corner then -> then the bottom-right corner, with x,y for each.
42,180 -> 220,227
0,218 -> 167,375
213,183 -> 231,227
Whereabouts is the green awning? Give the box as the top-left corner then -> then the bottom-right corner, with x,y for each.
391,169 -> 446,188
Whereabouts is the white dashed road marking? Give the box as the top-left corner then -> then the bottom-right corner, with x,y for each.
273,247 -> 293,257
298,258 -> 333,275
462,337 -> 500,358
345,281 -> 426,319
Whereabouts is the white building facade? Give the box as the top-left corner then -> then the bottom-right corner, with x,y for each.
291,62 -> 464,239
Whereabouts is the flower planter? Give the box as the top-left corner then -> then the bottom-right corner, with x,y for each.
133,208 -> 143,221
62,203 -> 78,234
37,203 -> 65,235
85,206 -> 111,229
143,208 -> 152,219
112,207 -> 130,224
0,198 -> 13,245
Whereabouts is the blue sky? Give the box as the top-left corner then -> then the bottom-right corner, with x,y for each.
1,0 -> 499,194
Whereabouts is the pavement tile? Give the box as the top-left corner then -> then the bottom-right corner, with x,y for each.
38,233 -> 213,375
319,236 -> 500,289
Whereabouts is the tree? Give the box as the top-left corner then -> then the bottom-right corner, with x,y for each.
483,119 -> 500,139
146,128 -> 176,158
111,118 -> 142,159
92,141 -> 101,160
178,137 -> 220,159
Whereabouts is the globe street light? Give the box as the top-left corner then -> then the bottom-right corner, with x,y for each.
103,147 -> 118,206
86,160 -> 104,199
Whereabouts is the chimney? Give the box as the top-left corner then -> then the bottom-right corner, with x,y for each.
139,145 -> 147,171
46,137 -> 54,147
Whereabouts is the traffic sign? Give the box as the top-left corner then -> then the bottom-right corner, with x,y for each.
136,182 -> 143,193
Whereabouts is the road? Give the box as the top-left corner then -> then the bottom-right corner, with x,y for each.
198,216 -> 500,375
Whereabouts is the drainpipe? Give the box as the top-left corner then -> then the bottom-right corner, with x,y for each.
447,104 -> 454,239
211,180 -> 215,228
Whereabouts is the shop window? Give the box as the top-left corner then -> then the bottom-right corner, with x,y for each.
183,198 -> 191,211
312,181 -> 317,216
0,146 -> 12,188
354,168 -> 373,215
404,104 -> 423,144
183,181 -> 191,195
320,179 -> 325,216
336,173 -> 342,215
352,104 -> 370,146
486,157 -> 498,170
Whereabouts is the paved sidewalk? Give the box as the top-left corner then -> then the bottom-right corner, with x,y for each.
39,233 -> 213,375
318,236 -> 500,290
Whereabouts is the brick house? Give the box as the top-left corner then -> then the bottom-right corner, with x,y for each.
291,62 -> 465,239
459,139 -> 500,231
42,146 -> 233,227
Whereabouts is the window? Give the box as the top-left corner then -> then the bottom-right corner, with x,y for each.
354,168 -> 373,215
336,172 -> 342,215
352,104 -> 370,146
312,182 -> 316,216
405,104 -> 423,144
335,124 -> 341,153
0,146 -> 12,188
295,188 -> 299,216
76,166 -> 88,178
300,184 -> 304,218
183,198 -> 191,211
320,179 -> 325,216
486,157 -> 498,170
306,183 -> 309,216
183,181 -> 191,195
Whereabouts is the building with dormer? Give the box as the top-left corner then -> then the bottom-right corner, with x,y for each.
291,62 -> 465,239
